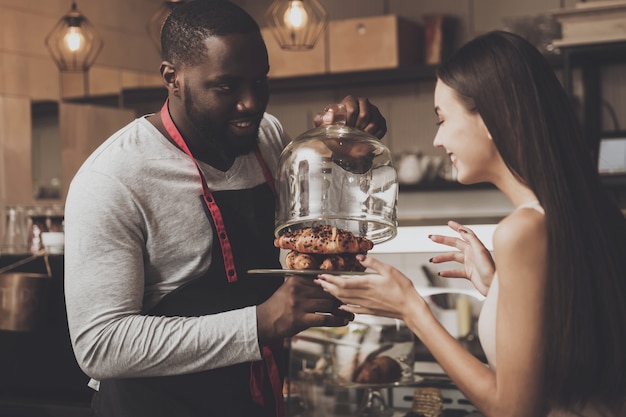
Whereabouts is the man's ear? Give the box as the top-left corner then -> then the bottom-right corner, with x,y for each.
160,61 -> 179,93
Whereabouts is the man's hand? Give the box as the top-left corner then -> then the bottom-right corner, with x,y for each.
314,95 -> 387,139
256,275 -> 354,345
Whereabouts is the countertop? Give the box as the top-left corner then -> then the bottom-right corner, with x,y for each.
0,254 -> 93,417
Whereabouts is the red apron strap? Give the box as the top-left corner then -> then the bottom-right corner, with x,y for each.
160,101 -> 239,282
250,344 -> 285,417
160,100 -> 283,415
264,345 -> 285,417
254,148 -> 276,195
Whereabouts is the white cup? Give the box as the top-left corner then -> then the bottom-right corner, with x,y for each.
41,232 -> 65,254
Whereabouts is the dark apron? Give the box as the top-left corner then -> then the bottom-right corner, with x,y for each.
92,102 -> 286,417
94,185 -> 285,417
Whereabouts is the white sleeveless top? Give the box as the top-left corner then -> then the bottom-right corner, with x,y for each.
477,200 -> 544,370
476,201 -> 623,417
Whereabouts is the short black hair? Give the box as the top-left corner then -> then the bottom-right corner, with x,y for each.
161,0 -> 261,66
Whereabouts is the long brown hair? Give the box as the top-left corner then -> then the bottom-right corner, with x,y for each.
437,31 -> 626,410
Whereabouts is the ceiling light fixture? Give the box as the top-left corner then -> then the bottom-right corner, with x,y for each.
265,0 -> 328,50
44,1 -> 103,72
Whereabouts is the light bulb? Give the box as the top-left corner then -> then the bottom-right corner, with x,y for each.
283,0 -> 308,30
63,26 -> 85,52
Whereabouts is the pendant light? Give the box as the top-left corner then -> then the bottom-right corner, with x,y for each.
147,0 -> 188,54
44,1 -> 103,72
265,0 -> 328,50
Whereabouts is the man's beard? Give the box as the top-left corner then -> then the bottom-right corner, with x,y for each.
222,134 -> 259,158
183,94 -> 259,159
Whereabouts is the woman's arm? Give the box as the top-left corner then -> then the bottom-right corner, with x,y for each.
317,209 -> 548,417
317,259 -> 501,414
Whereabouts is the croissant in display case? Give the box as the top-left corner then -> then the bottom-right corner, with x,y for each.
291,315 -> 415,387
274,225 -> 373,272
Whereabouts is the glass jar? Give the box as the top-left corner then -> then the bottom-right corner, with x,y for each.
2,206 -> 29,255
275,104 -> 398,244
25,206 -> 48,253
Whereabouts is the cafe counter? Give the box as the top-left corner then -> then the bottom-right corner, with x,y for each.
0,254 -> 92,417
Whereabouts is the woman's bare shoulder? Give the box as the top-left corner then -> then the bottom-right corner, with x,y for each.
494,206 -> 546,252
493,207 -> 547,285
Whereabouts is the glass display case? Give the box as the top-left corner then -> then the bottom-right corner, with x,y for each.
286,315 -> 415,417
283,224 -> 495,416
285,308 -> 486,416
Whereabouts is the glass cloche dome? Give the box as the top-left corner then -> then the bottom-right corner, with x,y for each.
274,104 -> 398,244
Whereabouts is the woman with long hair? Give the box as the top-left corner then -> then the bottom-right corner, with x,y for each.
317,31 -> 626,417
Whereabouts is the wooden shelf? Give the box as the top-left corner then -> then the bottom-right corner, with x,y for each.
268,53 -> 563,92
399,180 -> 493,192
601,174 -> 626,188
65,53 -> 565,110
399,176 -> 626,193
558,40 -> 626,66
268,64 -> 439,92
66,64 -> 442,109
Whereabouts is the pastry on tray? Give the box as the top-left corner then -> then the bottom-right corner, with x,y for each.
275,225 -> 372,272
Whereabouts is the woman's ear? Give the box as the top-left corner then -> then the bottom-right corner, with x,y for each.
479,116 -> 493,140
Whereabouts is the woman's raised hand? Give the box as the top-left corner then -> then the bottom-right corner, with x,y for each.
428,221 -> 495,296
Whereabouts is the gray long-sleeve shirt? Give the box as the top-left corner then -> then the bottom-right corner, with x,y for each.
64,114 -> 289,385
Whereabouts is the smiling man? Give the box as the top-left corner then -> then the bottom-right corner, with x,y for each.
63,2 -> 387,417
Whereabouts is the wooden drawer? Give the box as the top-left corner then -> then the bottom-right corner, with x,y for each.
328,15 -> 422,73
